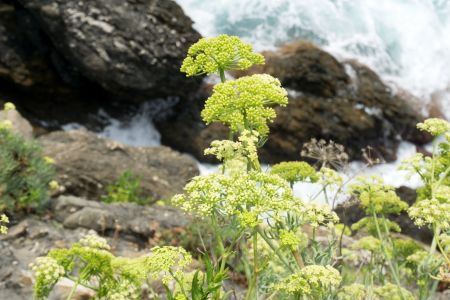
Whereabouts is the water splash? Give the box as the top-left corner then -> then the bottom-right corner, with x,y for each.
179,0 -> 450,118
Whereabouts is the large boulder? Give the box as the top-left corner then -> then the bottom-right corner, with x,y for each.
157,41 -> 430,163
0,0 -> 201,126
38,129 -> 199,201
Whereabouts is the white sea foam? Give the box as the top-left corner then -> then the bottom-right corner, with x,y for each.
179,0 -> 450,119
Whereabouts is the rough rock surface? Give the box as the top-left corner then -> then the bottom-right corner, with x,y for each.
0,107 -> 33,138
0,0 -> 201,126
0,195 -> 190,300
38,129 -> 199,201
52,195 -> 189,238
157,41 -> 430,163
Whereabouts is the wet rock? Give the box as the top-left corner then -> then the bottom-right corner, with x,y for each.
38,129 -> 199,201
157,41 -> 430,163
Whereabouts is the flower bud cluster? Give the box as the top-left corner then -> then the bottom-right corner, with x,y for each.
274,265 -> 341,296
80,233 -> 111,250
417,118 -> 450,136
201,74 -> 288,136
408,198 -> 450,229
0,214 -> 8,234
180,34 -> 264,76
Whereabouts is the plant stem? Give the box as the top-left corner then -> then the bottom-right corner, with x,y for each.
66,276 -> 81,300
256,225 -> 295,272
372,212 -> 405,300
245,231 -> 259,300
219,68 -> 226,83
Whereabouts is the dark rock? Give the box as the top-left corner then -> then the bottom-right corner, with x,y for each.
16,0 -> 201,99
0,0 -> 202,127
335,186 -> 433,243
38,129 -> 199,201
157,41 -> 430,163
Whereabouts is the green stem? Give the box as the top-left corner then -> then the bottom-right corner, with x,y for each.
219,68 -> 226,83
372,212 -> 405,300
256,226 -> 295,272
66,276 -> 81,300
245,232 -> 259,300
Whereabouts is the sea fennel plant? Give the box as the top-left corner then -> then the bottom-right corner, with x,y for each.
30,35 -> 450,299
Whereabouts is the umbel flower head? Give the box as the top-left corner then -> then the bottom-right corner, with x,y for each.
274,265 -> 341,297
3,102 -> 16,111
172,171 -> 299,228
201,74 -> 288,136
408,198 -> 450,229
30,256 -> 65,299
348,176 -> 408,215
180,34 -> 265,77
338,283 -> 367,300
417,118 -> 450,136
270,161 -> 318,185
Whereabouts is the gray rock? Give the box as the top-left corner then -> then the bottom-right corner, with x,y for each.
52,195 -> 190,238
38,129 -> 199,201
0,108 -> 34,139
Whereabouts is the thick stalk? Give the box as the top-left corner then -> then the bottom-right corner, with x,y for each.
219,68 -> 226,83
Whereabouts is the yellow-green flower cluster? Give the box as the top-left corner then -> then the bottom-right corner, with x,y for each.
201,74 -> 288,136
352,236 -> 381,253
319,167 -> 343,187
279,229 -> 301,250
204,129 -> 260,170
351,217 -> 401,236
43,156 -> 55,164
48,180 -> 59,191
274,265 -> 341,296
439,233 -> 450,251
172,171 -> 299,228
406,250 -> 428,266
349,176 -> 408,215
0,119 -> 12,130
30,257 -> 65,299
338,283 -> 366,300
399,153 -> 425,178
146,246 -> 192,285
408,198 -> 450,229
270,161 -> 318,184
417,118 -> 450,136
373,283 -> 415,300
302,202 -> 339,228
180,34 -> 264,76
3,102 -> 15,111
0,214 -> 8,234
79,233 -> 111,250
107,278 -> 140,300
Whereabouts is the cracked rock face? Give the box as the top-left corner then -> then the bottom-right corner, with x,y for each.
0,0 -> 201,110
15,0 -> 201,98
38,129 -> 199,201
